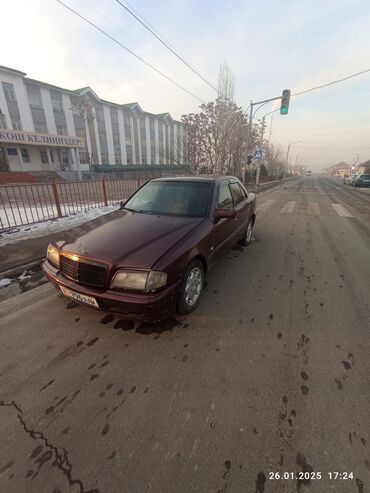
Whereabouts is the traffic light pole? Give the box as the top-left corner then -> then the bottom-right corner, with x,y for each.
243,95 -> 282,186
255,116 -> 266,193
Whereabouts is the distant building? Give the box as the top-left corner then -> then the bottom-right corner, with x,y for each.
357,159 -> 370,174
0,65 -> 185,173
326,162 -> 351,177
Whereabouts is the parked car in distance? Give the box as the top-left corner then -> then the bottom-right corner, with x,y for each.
353,174 -> 370,187
344,173 -> 358,185
304,170 -> 311,176
43,176 -> 257,321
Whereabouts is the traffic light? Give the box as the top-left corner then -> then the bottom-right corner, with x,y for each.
280,89 -> 291,115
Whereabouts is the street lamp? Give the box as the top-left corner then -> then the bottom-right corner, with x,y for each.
284,140 -> 301,179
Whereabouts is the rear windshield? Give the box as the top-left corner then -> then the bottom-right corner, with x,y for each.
124,181 -> 212,217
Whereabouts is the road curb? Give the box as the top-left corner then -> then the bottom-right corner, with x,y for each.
0,282 -> 56,322
0,257 -> 44,279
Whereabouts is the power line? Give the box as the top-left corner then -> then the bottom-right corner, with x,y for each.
114,0 -> 224,98
79,0 -> 163,63
55,0 -> 206,103
292,68 -> 370,97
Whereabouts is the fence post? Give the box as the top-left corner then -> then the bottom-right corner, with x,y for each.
51,179 -> 62,218
101,177 -> 108,206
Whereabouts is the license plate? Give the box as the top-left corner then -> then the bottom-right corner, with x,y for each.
60,286 -> 99,308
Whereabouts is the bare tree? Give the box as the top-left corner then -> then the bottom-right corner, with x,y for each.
217,62 -> 235,102
181,98 -> 261,177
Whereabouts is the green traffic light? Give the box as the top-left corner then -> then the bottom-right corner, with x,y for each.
280,105 -> 288,114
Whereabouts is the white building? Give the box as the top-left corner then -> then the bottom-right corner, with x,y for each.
0,65 -> 185,173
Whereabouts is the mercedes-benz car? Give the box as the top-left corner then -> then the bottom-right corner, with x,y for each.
43,176 -> 257,321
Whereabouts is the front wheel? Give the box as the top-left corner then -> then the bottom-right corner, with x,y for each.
176,259 -> 204,314
239,220 -> 253,246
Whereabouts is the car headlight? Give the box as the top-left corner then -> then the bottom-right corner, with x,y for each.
47,244 -> 60,268
110,270 -> 167,291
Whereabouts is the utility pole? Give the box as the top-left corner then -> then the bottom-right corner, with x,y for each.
284,140 -> 301,179
268,115 -> 273,142
284,141 -> 291,180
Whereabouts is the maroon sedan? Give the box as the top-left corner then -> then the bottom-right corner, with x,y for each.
43,176 -> 256,321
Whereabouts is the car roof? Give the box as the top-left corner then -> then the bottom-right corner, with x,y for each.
151,175 -> 238,183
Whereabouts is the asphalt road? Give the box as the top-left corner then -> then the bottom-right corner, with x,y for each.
0,174 -> 369,493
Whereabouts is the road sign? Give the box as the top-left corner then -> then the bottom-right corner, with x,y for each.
254,149 -> 263,160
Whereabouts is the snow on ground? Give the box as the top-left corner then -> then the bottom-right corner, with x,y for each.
0,205 -> 119,247
0,278 -> 13,287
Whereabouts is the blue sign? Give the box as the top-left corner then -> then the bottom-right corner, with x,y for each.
254,149 -> 263,159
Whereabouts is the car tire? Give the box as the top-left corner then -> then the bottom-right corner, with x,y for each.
176,259 -> 204,315
239,220 -> 253,246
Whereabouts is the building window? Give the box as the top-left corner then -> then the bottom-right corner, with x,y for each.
21,148 -> 31,163
60,150 -> 69,164
123,114 -> 131,138
56,125 -> 68,135
150,117 -> 155,138
50,90 -> 64,112
151,148 -> 156,165
95,107 -> 104,122
7,148 -> 17,156
113,133 -> 121,165
79,151 -> 89,164
40,150 -> 49,163
126,144 -> 132,165
99,131 -> 107,146
35,123 -> 48,133
26,84 -> 43,109
2,82 -> 16,102
110,107 -> 119,125
11,117 -> 22,131
0,111 -> 7,128
101,152 -> 109,164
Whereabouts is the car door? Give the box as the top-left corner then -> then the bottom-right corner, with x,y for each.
229,181 -> 251,239
212,180 -> 238,257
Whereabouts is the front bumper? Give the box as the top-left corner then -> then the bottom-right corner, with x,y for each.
42,260 -> 179,322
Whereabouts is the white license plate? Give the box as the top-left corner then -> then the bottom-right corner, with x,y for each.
60,286 -> 99,308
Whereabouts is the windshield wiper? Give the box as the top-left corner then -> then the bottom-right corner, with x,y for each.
121,207 -> 155,214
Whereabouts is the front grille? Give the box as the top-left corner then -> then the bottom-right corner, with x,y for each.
60,254 -> 107,288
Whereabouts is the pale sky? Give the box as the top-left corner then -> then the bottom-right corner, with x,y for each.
2,0 -> 370,170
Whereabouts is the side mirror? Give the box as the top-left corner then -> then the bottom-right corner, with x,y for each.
214,208 -> 236,219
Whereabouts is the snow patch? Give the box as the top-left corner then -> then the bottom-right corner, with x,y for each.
0,278 -> 13,287
0,205 -> 119,247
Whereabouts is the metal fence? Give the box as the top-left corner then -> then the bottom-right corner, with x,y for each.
0,178 -> 140,231
0,172 -> 286,231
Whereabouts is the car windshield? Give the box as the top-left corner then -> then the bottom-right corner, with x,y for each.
123,181 -> 212,217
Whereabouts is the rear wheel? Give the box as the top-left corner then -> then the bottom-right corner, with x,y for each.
177,259 -> 204,314
239,220 -> 253,246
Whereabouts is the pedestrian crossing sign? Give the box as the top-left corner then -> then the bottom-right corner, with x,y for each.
254,149 -> 263,159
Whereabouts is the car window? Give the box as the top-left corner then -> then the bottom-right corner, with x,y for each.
230,182 -> 246,206
237,183 -> 248,200
124,181 -> 212,217
218,182 -> 233,209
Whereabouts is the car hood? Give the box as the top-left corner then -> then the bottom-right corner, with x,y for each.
58,209 -> 204,269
